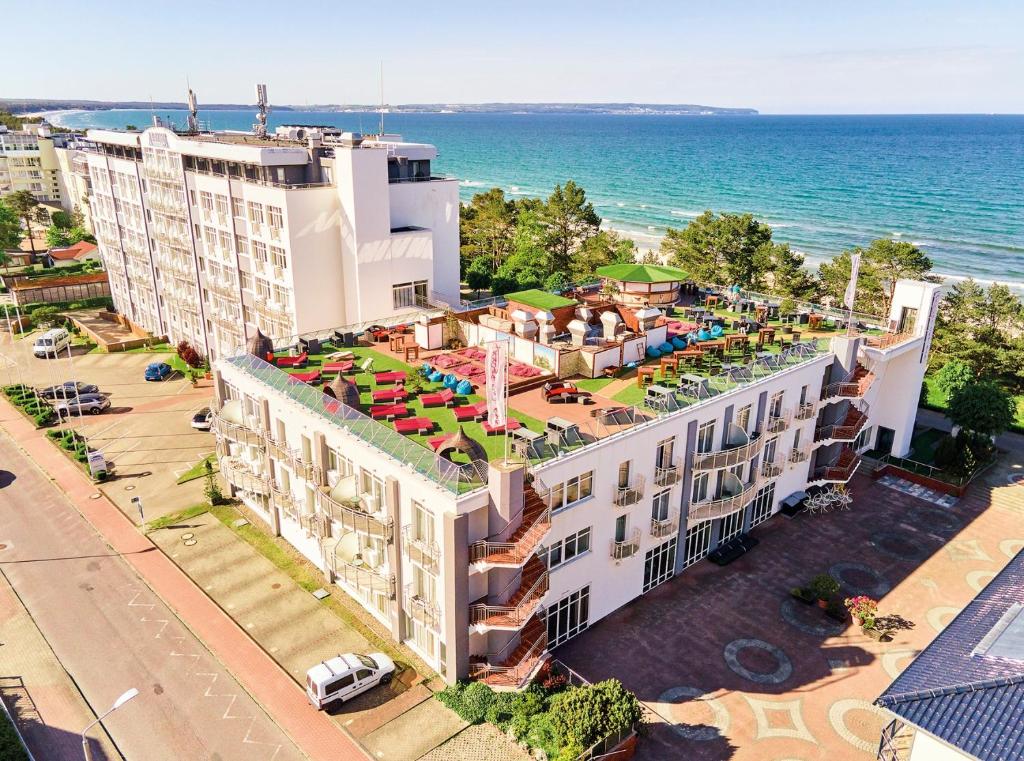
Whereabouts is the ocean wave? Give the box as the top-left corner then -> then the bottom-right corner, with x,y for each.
459,180 -> 484,187
670,209 -> 703,218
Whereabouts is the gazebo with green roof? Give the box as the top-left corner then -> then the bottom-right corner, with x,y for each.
595,263 -> 690,308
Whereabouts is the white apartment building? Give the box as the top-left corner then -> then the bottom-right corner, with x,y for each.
0,124 -> 66,204
210,278 -> 941,688
82,125 -> 460,360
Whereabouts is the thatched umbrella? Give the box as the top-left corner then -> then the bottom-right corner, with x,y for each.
436,425 -> 488,464
247,328 -> 274,359
323,375 -> 361,407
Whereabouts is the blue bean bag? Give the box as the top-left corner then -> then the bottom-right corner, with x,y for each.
686,332 -> 698,345
422,363 -> 433,374
443,374 -> 458,389
625,361 -> 638,369
646,345 -> 662,359
428,370 -> 443,383
671,336 -> 687,350
697,328 -> 711,342
709,324 -> 724,338
455,379 -> 473,396
659,342 -> 674,354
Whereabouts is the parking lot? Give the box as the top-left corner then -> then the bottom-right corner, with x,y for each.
0,331 -> 214,522
553,461 -> 1024,761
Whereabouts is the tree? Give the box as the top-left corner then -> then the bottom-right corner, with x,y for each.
934,359 -> 975,404
203,459 -> 224,505
570,229 -> 635,282
46,225 -> 72,249
464,255 -> 492,298
820,239 -> 932,317
51,210 -> 73,229
661,211 -> 779,288
539,181 -> 600,275
948,381 -> 1016,437
818,249 -> 884,314
460,188 -> 517,274
0,201 -> 22,253
491,209 -> 549,294
544,271 -> 572,292
765,242 -> 816,298
4,190 -> 41,255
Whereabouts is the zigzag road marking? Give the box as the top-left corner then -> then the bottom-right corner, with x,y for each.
138,616 -> 170,638
195,673 -> 284,760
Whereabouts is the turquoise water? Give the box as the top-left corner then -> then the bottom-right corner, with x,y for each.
54,109 -> 1024,285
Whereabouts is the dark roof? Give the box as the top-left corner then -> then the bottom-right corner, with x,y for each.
875,551 -> 1024,760
246,329 -> 274,358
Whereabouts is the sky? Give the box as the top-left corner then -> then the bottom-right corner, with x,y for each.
7,0 -> 1024,113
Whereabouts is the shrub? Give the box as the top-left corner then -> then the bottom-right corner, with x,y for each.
485,691 -> 522,730
436,680 -> 494,724
176,340 -> 204,369
809,573 -> 840,601
550,679 -> 641,750
934,359 -> 974,404
933,434 -> 959,468
949,381 -> 1015,437
524,712 -> 560,759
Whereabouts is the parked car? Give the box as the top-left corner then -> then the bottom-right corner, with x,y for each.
33,328 -> 71,358
191,407 -> 213,431
53,393 -> 110,417
38,382 -> 100,400
305,653 -> 395,709
541,381 -> 593,404
144,362 -> 172,381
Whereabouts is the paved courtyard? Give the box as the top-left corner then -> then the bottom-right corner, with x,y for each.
556,454 -> 1024,760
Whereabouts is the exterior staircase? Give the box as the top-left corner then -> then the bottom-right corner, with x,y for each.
470,555 -> 549,630
469,482 -> 552,566
810,447 -> 861,484
469,614 -> 548,689
822,363 -> 875,400
815,405 -> 869,443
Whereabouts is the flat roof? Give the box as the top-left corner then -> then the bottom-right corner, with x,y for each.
596,263 -> 689,283
504,289 -> 576,311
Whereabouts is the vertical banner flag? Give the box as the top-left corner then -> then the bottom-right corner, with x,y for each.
919,287 -> 943,364
844,253 -> 861,311
485,340 -> 507,427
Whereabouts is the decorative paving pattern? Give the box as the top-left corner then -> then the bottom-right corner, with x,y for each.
654,686 -> 731,741
965,569 -> 997,592
944,538 -> 993,563
906,506 -> 962,534
829,562 -> 891,597
828,699 -> 887,753
742,696 -> 816,743
881,650 -> 918,680
877,474 -> 957,507
869,530 -> 930,562
724,639 -> 793,685
999,538 -> 1024,558
779,597 -> 846,637
926,605 -> 961,633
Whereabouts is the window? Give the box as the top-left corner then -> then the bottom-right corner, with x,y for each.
326,448 -> 353,477
696,421 -> 716,453
392,280 -> 428,310
255,278 -> 271,299
412,502 -> 435,545
215,194 -> 229,216
735,404 -> 752,434
799,385 -> 808,405
617,461 -> 631,488
242,305 -> 253,323
355,669 -> 373,682
854,425 -> 872,451
543,527 -> 592,570
270,245 -> 287,269
267,205 -> 283,229
235,235 -> 249,256
719,509 -> 745,544
218,230 -> 232,251
763,436 -> 779,473
550,471 -> 593,511
643,538 -> 677,593
253,240 -> 268,263
750,483 -> 776,529
239,271 -> 253,290
199,191 -> 213,212
614,514 -> 628,543
325,674 -> 355,693
651,489 -> 671,521
360,469 -> 385,507
247,201 -> 264,225
656,438 -> 675,469
273,285 -> 291,307
691,472 -> 709,503
769,392 -> 784,418
232,197 -> 244,218
546,586 -> 590,647
682,521 -> 711,569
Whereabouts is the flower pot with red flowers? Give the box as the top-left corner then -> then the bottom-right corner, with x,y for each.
844,596 -> 878,630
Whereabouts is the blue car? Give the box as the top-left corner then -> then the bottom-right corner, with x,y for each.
144,362 -> 172,381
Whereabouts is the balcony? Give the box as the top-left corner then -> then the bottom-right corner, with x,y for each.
789,446 -> 810,464
760,458 -> 783,479
403,584 -> 440,632
692,435 -> 764,472
864,331 -> 916,351
470,556 -> 549,631
271,485 -> 299,522
654,458 -> 681,486
220,458 -> 271,496
765,409 -> 791,434
469,484 -> 552,567
650,511 -> 679,539
610,528 -> 642,560
146,193 -> 186,215
331,555 -> 396,599
794,401 -> 817,421
255,296 -> 291,322
206,275 -> 240,300
318,488 -> 394,541
613,475 -> 645,507
815,406 -> 869,444
810,449 -> 861,485
402,525 -> 440,572
688,478 -> 760,522
266,436 -> 320,483
469,614 -> 547,690
212,410 -> 266,450
143,162 -> 181,182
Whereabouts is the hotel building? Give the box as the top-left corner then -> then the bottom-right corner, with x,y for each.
0,124 -> 66,204
210,274 -> 941,689
80,124 -> 460,359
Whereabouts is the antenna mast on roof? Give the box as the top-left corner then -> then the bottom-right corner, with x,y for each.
379,61 -> 384,135
254,83 -> 269,138
186,82 -> 199,133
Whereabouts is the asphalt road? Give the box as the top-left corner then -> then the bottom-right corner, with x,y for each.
0,433 -> 304,761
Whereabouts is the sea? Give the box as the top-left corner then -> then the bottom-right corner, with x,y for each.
50,109 -> 1024,287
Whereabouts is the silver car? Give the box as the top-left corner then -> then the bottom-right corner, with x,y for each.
53,393 -> 111,417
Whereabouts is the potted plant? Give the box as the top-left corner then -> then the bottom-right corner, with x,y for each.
809,573 -> 840,608
789,586 -> 815,605
844,596 -> 878,629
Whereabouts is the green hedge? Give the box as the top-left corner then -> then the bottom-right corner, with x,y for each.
0,707 -> 30,761
2,385 -> 55,426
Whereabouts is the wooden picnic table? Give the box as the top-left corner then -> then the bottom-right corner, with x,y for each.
758,327 -> 776,344
702,340 -> 725,357
704,294 -> 720,309
725,334 -> 749,352
659,356 -> 678,376
808,314 -> 824,330
637,366 -> 656,387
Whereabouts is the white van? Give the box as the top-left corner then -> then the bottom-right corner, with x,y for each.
33,328 -> 71,358
305,652 -> 395,709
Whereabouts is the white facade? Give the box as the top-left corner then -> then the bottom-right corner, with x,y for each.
0,125 -> 65,204
211,280 -> 940,687
81,126 -> 460,360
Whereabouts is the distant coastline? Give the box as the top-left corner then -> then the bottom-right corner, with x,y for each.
1,98 -> 757,117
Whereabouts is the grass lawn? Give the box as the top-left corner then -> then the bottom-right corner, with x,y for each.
146,503 -> 211,531
176,453 -> 217,484
612,382 -> 647,406
908,427 -> 946,464
574,376 -> 616,393
921,374 -> 1024,432
275,344 -> 547,463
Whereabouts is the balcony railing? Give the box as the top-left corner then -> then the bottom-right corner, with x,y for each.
815,408 -> 869,443
469,564 -> 549,630
271,485 -> 299,521
142,162 -> 182,182
760,458 -> 783,479
318,489 -> 394,541
403,584 -> 440,632
220,458 -> 271,496
692,435 -> 765,472
469,616 -> 547,689
765,409 -> 791,434
811,451 -> 861,484
794,401 -> 817,420
864,331 -> 916,351
613,475 -> 645,507
206,275 -> 240,300
654,458 -> 681,486
469,487 -> 552,566
212,411 -> 266,450
789,446 -> 810,464
402,525 -> 440,571
650,511 -> 679,539
688,478 -> 761,522
610,528 -> 642,560
331,556 -> 396,599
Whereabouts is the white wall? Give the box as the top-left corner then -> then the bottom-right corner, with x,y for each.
909,730 -> 973,761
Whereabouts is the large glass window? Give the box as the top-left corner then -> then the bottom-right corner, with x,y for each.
719,509 -> 746,544
750,483 -> 776,529
643,538 -> 677,593
392,280 -> 428,310
543,527 -> 592,570
735,405 -> 752,434
697,421 -> 716,453
691,472 -> 709,503
546,586 -> 590,647
683,521 -> 711,569
550,471 -> 593,511
651,489 -> 671,521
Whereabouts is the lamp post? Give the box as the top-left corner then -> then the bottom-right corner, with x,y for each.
81,687 -> 138,761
